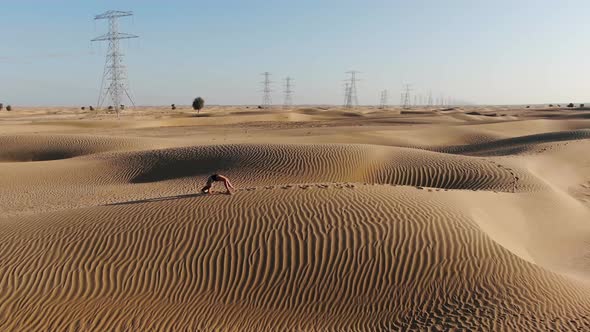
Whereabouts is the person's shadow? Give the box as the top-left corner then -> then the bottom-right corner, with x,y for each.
104,192 -> 227,206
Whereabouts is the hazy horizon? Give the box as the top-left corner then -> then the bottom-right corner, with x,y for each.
2,0 -> 589,106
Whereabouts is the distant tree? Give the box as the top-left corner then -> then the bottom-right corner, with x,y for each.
192,97 -> 205,113
580,104 -> 585,108
525,106 -> 530,108
171,104 -> 176,110
557,104 -> 561,107
108,106 -> 114,111
89,106 -> 95,111
567,103 -> 574,108
548,104 -> 553,107
0,103 -> 3,111
81,106 -> 86,110
6,105 -> 12,111
120,104 -> 125,110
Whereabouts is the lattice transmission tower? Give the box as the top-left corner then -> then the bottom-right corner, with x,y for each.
402,84 -> 412,109
283,76 -> 294,108
92,10 -> 138,116
344,70 -> 360,108
261,72 -> 273,109
379,90 -> 388,109
343,83 -> 351,107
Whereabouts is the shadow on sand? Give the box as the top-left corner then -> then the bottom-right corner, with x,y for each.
104,192 -> 227,206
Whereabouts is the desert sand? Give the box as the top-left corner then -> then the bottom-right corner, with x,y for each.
1,105 -> 590,331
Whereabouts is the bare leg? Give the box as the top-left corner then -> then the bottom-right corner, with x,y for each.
223,180 -> 233,194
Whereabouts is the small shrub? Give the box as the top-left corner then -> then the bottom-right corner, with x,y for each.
192,97 -> 205,113
108,106 -> 113,111
548,104 -> 553,107
567,103 -> 574,108
6,105 -> 12,111
120,105 -> 125,110
525,106 -> 530,108
171,104 -> 176,110
89,106 -> 94,111
0,103 -> 3,111
580,104 -> 585,108
81,106 -> 86,110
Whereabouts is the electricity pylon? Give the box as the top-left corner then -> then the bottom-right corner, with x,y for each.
261,72 -> 273,109
379,90 -> 388,109
92,10 -> 138,117
343,83 -> 351,107
283,76 -> 294,108
344,70 -> 360,108
402,84 -> 412,109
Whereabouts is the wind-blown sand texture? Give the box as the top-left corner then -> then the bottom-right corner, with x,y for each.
1,105 -> 590,331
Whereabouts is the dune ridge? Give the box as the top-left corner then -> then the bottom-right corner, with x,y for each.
434,129 -> 590,156
95,143 -> 539,193
0,134 -> 159,162
0,141 -> 543,217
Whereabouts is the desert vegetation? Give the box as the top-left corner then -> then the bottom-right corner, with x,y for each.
192,97 -> 205,113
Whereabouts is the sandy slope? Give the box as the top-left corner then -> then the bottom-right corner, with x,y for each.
1,106 -> 590,331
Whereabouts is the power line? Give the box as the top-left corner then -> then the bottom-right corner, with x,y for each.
261,72 -> 272,109
283,76 -> 294,108
92,10 -> 138,117
344,70 -> 360,108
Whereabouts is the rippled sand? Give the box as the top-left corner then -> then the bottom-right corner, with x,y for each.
1,105 -> 590,331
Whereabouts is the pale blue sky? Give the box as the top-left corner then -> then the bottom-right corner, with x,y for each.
1,0 -> 589,106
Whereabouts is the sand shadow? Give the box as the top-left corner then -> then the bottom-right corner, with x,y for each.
104,192 -> 227,206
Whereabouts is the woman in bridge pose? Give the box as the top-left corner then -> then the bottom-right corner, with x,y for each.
201,174 -> 235,195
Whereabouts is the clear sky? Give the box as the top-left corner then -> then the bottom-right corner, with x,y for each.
1,0 -> 589,106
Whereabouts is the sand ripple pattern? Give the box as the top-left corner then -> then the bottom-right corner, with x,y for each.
435,129 -> 590,156
0,135 -> 151,162
107,144 -> 540,192
0,186 -> 588,331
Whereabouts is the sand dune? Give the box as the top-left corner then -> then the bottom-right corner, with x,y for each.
0,140 -> 541,217
1,186 -> 589,331
436,129 -> 590,156
1,106 -> 590,331
111,143 -> 538,192
0,134 -> 157,162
